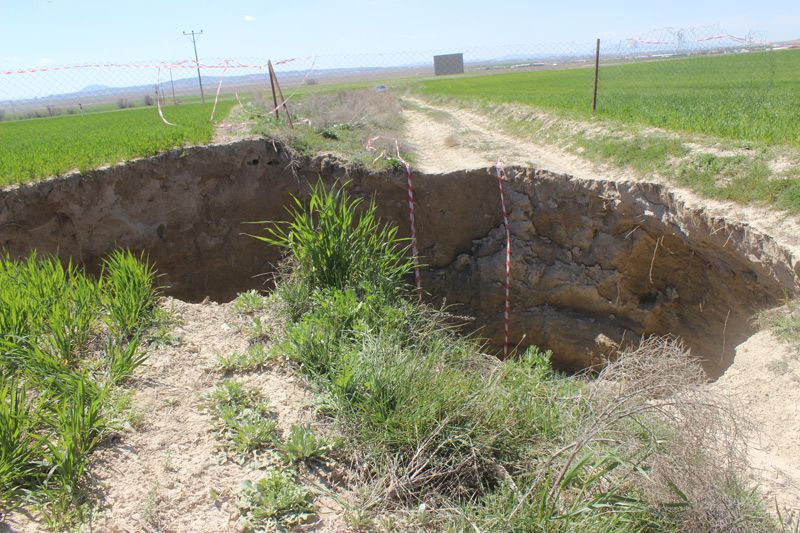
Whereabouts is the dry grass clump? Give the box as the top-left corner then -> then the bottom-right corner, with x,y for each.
247,89 -> 411,170
295,90 -> 402,131
579,336 -> 765,532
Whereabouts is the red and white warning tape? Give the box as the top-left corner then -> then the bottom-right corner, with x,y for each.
395,141 -> 422,291
495,161 -> 511,357
209,61 -> 230,122
155,67 -> 175,126
1,56 -> 314,76
366,136 -> 421,291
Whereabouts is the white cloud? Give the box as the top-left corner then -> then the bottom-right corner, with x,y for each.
6,56 -> 22,62
36,57 -> 55,65
243,15 -> 255,22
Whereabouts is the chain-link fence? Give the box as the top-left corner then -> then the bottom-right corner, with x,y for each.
0,24 -> 795,124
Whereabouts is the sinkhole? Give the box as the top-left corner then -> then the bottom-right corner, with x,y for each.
2,139 -> 797,377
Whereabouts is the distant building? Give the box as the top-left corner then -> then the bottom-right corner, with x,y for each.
433,53 -> 464,76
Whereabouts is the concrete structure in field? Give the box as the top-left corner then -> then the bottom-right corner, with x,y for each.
433,53 -> 464,76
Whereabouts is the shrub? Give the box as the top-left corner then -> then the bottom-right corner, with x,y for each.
143,94 -> 154,106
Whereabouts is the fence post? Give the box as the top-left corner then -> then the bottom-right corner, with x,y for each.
267,61 -> 281,121
592,38 -> 600,113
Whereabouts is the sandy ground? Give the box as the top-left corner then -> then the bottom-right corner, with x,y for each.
711,330 -> 800,515
4,298 -> 349,533
401,97 -> 800,519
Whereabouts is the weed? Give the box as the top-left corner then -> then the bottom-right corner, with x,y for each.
279,425 -> 337,464
145,304 -> 182,348
0,250 -> 158,523
209,380 -> 277,455
246,316 -> 271,342
237,469 -> 315,529
759,299 -> 800,348
104,336 -> 146,385
216,344 -> 274,373
141,482 -> 164,531
233,289 -> 268,315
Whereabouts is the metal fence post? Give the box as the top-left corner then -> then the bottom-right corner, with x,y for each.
592,38 -> 600,113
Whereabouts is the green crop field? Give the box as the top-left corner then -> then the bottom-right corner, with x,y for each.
418,49 -> 800,146
0,100 -> 235,186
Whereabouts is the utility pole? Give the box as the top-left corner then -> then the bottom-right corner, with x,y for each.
183,29 -> 205,103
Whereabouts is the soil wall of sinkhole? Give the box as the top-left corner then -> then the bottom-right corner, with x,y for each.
2,138 -> 798,374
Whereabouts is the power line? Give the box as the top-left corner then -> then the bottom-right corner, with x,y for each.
182,29 -> 205,103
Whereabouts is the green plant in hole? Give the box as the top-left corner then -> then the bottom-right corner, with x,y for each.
279,424 -> 337,464
209,380 -> 277,455
249,180 -> 413,297
233,289 -> 268,315
217,344 -> 274,373
237,468 -> 315,529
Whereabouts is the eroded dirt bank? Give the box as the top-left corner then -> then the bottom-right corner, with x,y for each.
1,139 -> 797,373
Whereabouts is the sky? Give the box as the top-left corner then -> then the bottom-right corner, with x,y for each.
2,0 -> 799,68
1,0 -> 798,101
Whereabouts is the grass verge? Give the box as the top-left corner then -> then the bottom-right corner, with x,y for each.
425,94 -> 800,213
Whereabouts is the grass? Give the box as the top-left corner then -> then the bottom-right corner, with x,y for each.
0,100 -> 235,186
759,300 -> 800,348
0,250 -> 158,526
247,89 -> 411,170
418,49 -> 800,146
254,181 -> 777,530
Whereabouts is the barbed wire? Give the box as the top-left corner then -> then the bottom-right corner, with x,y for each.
0,25 -> 795,122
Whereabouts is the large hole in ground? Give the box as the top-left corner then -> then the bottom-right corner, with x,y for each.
2,139 -> 797,376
